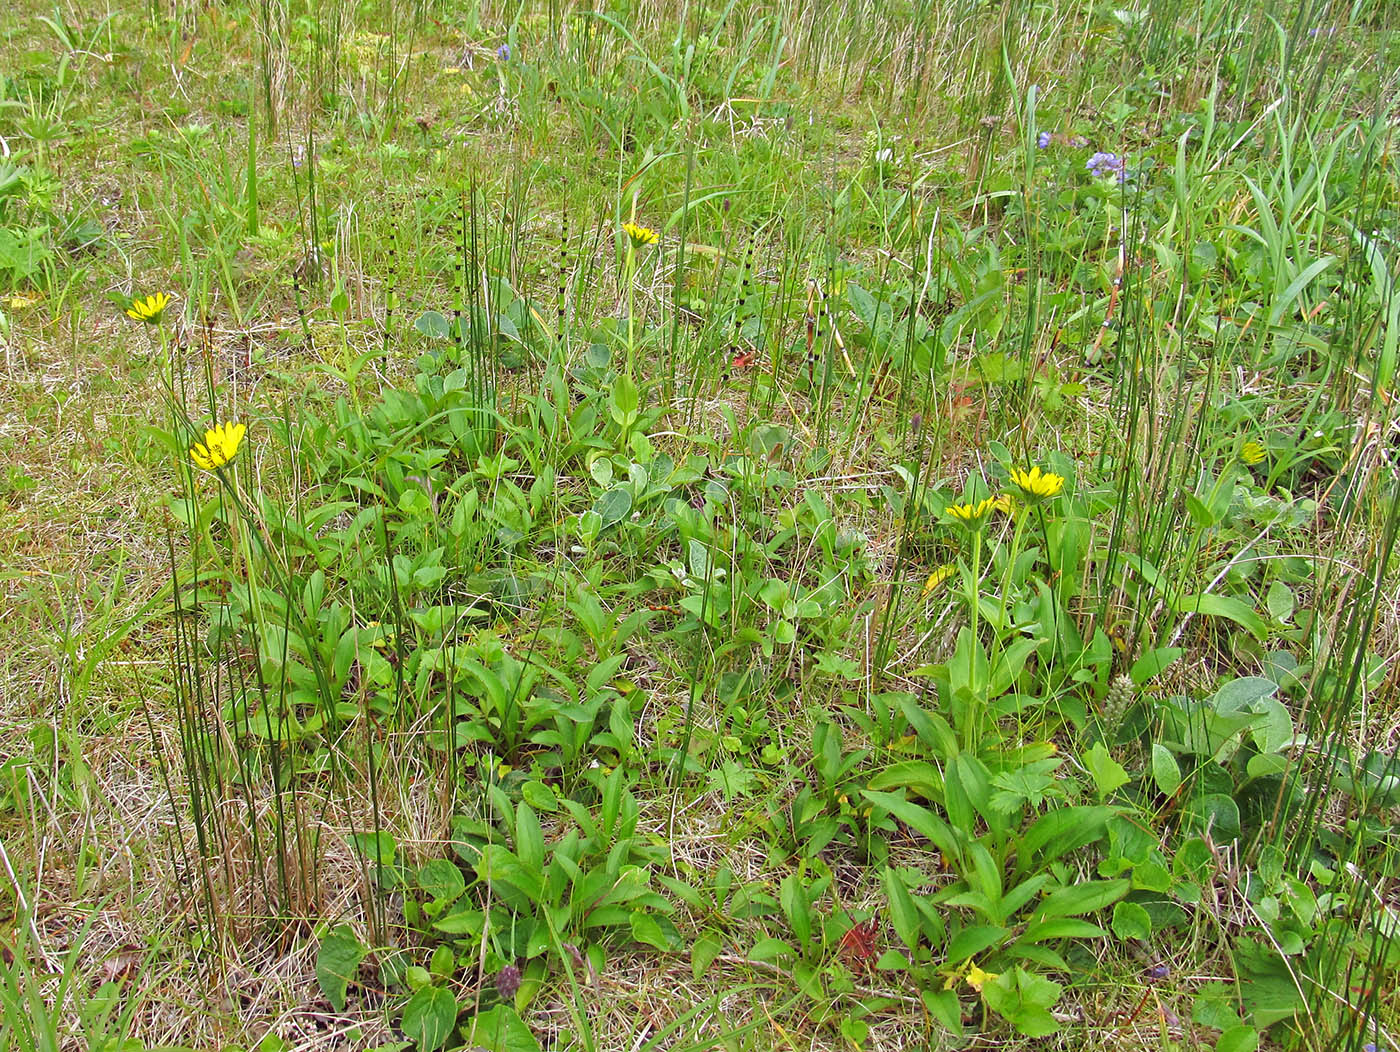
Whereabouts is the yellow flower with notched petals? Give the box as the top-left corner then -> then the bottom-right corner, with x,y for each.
1008,466 -> 1064,501
1240,441 -> 1266,466
189,421 -> 247,470
922,563 -> 956,595
622,221 -> 659,249
126,292 -> 172,324
946,494 -> 1008,529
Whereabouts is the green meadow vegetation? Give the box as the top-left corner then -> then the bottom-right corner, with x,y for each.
1,0 -> 1398,1049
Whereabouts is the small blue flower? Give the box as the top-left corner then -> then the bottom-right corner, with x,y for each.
1087,151 -> 1127,181
1037,131 -> 1052,149
497,43 -> 511,62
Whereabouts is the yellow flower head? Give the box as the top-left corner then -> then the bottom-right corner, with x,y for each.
126,292 -> 172,325
1240,441 -> 1266,466
1007,465 -> 1064,502
945,494 -> 1007,530
965,961 -> 998,992
922,563 -> 956,596
622,221 -> 659,249
189,421 -> 247,471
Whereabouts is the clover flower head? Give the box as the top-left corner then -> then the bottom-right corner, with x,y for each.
1008,465 -> 1065,501
1240,441 -> 1266,466
189,421 -> 247,471
622,221 -> 659,249
1037,131 -> 1052,149
127,292 -> 172,325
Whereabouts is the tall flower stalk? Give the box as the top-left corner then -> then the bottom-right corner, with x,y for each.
622,221 -> 658,381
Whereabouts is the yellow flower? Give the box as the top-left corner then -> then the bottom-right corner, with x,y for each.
1240,441 -> 1266,466
622,221 -> 659,249
965,961 -> 998,992
8,292 -> 41,311
126,292 -> 172,324
945,495 -> 1005,529
1007,466 -> 1064,501
922,563 -> 956,596
189,421 -> 247,470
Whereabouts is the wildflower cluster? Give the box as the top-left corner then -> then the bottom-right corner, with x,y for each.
1086,151 -> 1126,182
1037,131 -> 1052,149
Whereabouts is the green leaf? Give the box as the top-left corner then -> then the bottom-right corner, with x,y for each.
630,910 -> 671,951
983,967 -> 1063,1038
417,860 -> 465,906
592,486 -> 633,531
1174,593 -> 1267,642
1033,878 -> 1129,919
1151,744 -> 1182,797
1111,900 -> 1152,940
1265,581 -> 1294,624
691,934 -> 721,981
882,868 -> 921,952
867,760 -> 944,801
464,1005 -> 542,1052
316,925 -> 367,1013
922,988 -> 963,1037
1212,676 -> 1278,713
400,985 -> 459,1052
1018,805 -> 1114,869
415,310 -> 452,340
946,925 -> 1008,963
780,872 -> 811,946
1130,647 -> 1183,684
1083,742 -> 1130,796
1216,1025 -> 1260,1052
861,790 -> 961,861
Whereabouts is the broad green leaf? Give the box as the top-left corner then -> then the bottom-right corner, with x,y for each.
867,760 -> 944,801
922,988 -> 963,1037
1130,647 -> 1183,684
315,925 -> 367,1013
1111,900 -> 1152,940
1018,805 -> 1115,870
861,790 -> 962,861
1151,744 -> 1182,797
1033,878 -> 1129,919
1174,593 -> 1267,642
592,486 -> 633,531
945,925 -> 1008,963
400,985 -> 459,1052
630,910 -> 670,951
1083,742 -> 1130,796
1212,677 -> 1278,713
464,1005 -> 542,1052
1217,1025 -> 1260,1052
691,934 -> 721,981
417,860 -> 465,906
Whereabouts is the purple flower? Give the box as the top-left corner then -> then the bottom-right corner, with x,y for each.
1069,134 -> 1088,148
1037,131 -> 1052,149
497,44 -> 511,62
1087,151 -> 1127,181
